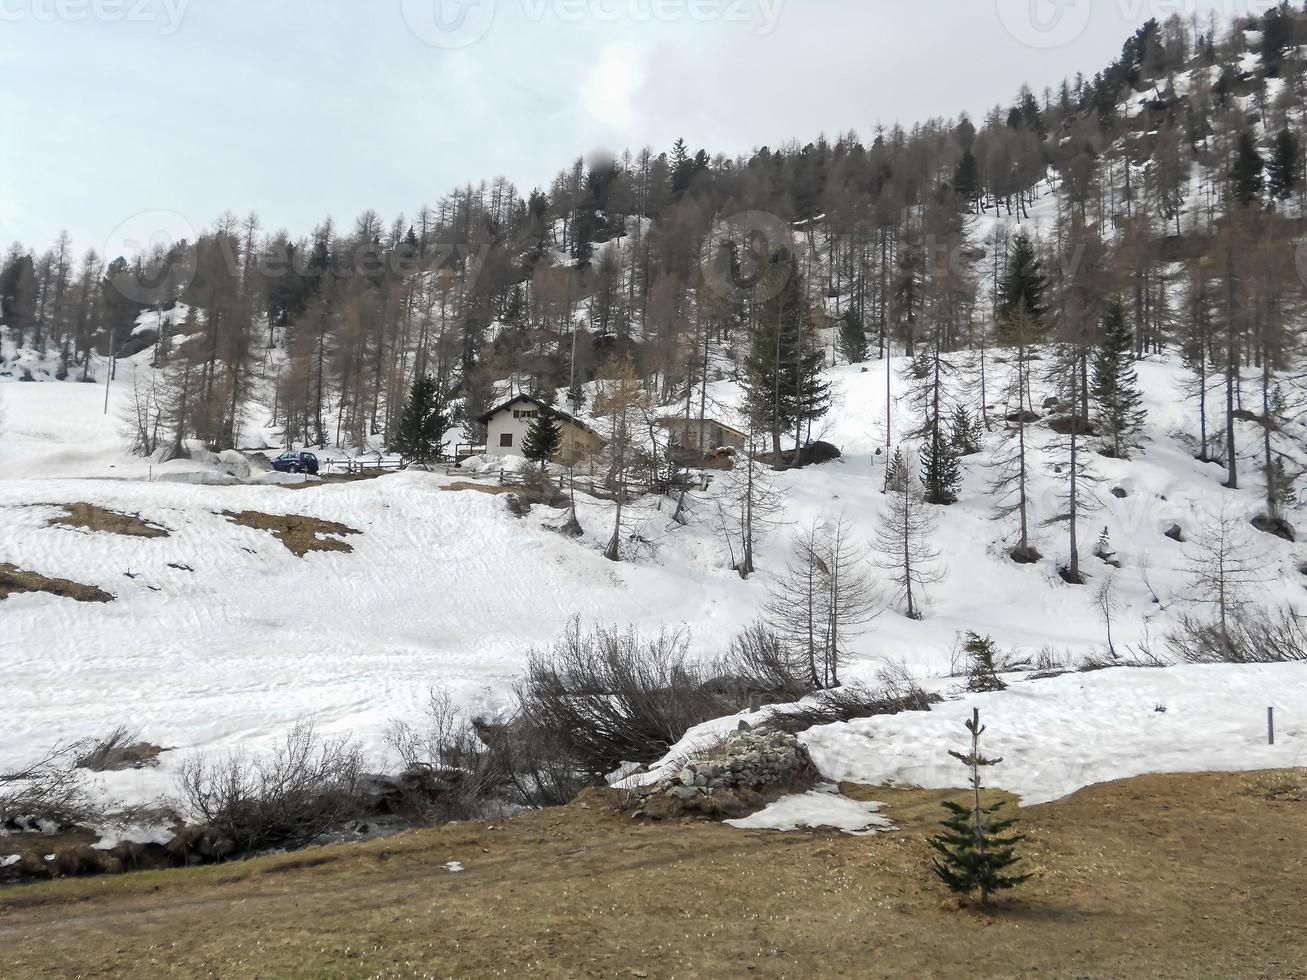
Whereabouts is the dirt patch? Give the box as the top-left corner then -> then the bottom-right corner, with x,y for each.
441,480 -> 519,496
280,471 -> 398,491
0,769 -> 1303,977
45,503 -> 169,539
0,565 -> 114,603
220,511 -> 360,557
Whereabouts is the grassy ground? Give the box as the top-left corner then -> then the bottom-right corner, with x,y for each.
0,563 -> 114,602
44,502 -> 171,538
1,770 -> 1304,978
219,511 -> 361,556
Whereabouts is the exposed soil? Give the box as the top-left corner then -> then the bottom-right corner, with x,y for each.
220,511 -> 360,557
0,564 -> 114,603
441,480 -> 519,496
44,503 -> 170,538
0,770 -> 1303,978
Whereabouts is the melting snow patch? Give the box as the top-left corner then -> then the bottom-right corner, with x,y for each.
445,861 -> 464,873
725,784 -> 893,836
1,855 -> 20,868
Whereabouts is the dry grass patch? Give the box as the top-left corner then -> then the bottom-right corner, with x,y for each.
0,565 -> 113,603
0,770 -> 1304,978
441,480 -> 518,496
45,503 -> 169,538
74,727 -> 165,773
220,511 -> 360,557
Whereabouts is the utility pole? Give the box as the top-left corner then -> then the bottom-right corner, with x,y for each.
103,327 -> 115,415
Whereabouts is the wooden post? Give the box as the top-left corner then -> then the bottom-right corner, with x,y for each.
1268,707 -> 1275,746
748,693 -> 762,713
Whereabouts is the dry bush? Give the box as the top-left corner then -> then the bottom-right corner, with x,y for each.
1168,609 -> 1307,664
713,623 -> 815,704
76,726 -> 161,772
763,661 -> 939,735
176,723 -> 366,853
516,620 -> 738,776
762,677 -> 940,736
386,690 -> 511,822
478,717 -> 591,809
392,687 -> 594,813
1,743 -> 104,831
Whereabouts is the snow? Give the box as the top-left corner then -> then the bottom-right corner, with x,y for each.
2,342 -> 1305,822
638,663 -> 1305,807
804,664 -> 1305,806
725,784 -> 892,835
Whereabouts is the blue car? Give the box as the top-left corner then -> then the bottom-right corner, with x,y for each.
272,451 -> 319,475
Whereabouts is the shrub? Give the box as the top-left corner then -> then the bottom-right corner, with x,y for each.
478,717 -> 591,809
763,670 -> 940,736
1,742 -> 104,831
1168,609 -> 1307,664
75,726 -> 161,772
714,623 -> 815,705
176,723 -> 366,853
516,620 -> 737,776
387,689 -> 589,817
386,690 -> 506,823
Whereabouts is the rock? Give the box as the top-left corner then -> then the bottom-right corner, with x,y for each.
795,441 -> 842,467
217,450 -> 252,481
1010,545 -> 1042,565
1251,514 -> 1295,542
1164,524 -> 1185,542
1111,487 -> 1128,499
679,768 -> 696,787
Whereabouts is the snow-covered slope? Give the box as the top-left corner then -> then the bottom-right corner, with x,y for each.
2,348 -> 1304,811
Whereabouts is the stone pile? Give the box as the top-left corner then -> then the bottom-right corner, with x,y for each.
630,726 -> 816,820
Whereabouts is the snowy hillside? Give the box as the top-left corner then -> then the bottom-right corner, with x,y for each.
3,346 -> 1305,818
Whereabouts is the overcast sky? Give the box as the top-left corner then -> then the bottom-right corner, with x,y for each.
0,0 -> 1260,258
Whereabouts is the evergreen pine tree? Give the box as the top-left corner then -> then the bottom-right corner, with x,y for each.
921,425 -> 962,505
884,446 -> 909,492
521,395 -> 564,466
1267,127 -> 1301,201
390,374 -> 446,464
995,232 -> 1047,346
1091,301 -> 1147,459
928,709 -> 1031,906
952,148 -> 981,211
1093,526 -> 1116,564
963,633 -> 1007,692
1269,454 -> 1297,513
837,308 -> 868,364
949,405 -> 982,456
1231,131 -> 1266,206
567,380 -> 586,415
744,246 -> 830,457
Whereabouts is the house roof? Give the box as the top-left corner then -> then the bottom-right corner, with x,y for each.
657,415 -> 748,440
477,394 -> 605,440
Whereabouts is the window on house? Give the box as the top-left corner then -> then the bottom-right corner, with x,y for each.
500,433 -> 513,447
